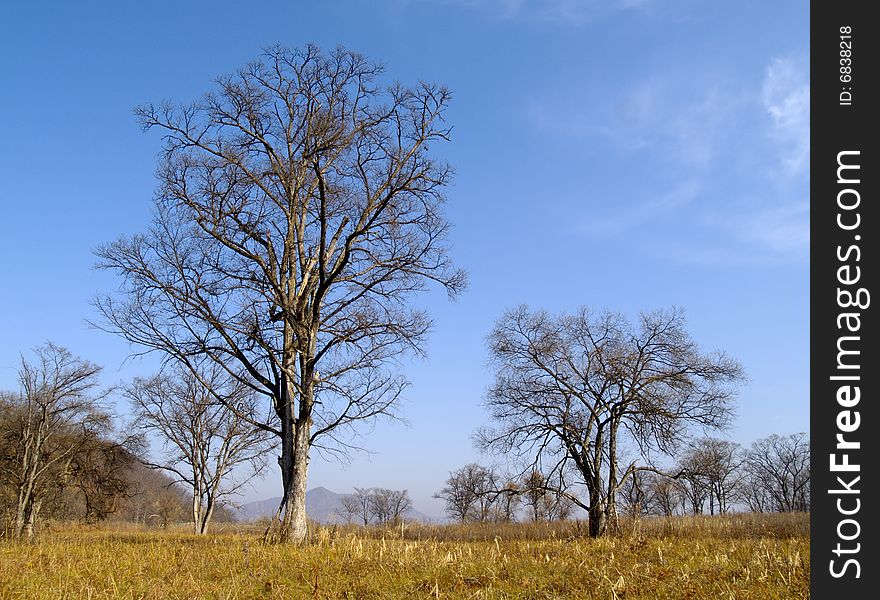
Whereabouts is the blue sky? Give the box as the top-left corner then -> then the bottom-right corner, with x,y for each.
0,0 -> 808,517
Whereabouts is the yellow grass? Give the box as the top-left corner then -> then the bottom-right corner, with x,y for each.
0,513 -> 808,599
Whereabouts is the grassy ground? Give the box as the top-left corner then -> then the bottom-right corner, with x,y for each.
0,514 -> 808,599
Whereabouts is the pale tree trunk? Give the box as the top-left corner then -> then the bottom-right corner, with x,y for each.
16,498 -> 41,540
280,418 -> 310,543
198,495 -> 215,535
15,476 -> 37,540
275,359 -> 313,544
191,480 -> 202,535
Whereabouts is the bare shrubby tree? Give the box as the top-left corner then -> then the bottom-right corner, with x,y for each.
478,306 -> 744,537
521,470 -> 574,522
677,452 -> 710,515
434,464 -> 497,523
741,433 -> 810,513
336,487 -> 412,525
0,344 -> 120,539
95,45 -> 465,543
618,469 -> 653,518
678,438 -> 742,515
56,436 -> 133,524
124,364 -> 272,534
645,472 -> 685,516
495,480 -> 521,523
335,493 -> 361,525
369,488 -> 413,526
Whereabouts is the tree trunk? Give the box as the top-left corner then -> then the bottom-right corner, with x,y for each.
192,490 -> 202,535
14,486 -> 35,540
588,503 -> 607,538
279,417 -> 310,543
199,495 -> 214,535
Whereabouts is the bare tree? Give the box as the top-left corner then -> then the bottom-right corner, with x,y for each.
123,364 -> 272,534
678,438 -> 742,515
0,344 -> 115,539
335,493 -> 361,525
741,433 -> 810,513
618,469 -> 652,519
94,45 -> 465,543
434,464 -> 496,523
521,470 -> 575,522
478,306 -> 744,537
645,472 -> 684,516
350,487 -> 374,526
369,488 -> 412,526
495,480 -> 520,523
522,470 -> 549,522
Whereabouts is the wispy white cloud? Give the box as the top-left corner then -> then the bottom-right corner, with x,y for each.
761,57 -> 809,175
525,55 -> 808,265
437,0 -> 650,22
526,75 -> 747,169
579,179 -> 702,236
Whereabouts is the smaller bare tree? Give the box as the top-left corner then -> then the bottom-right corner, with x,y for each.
618,469 -> 652,519
681,438 -> 742,515
336,494 -> 361,525
434,464 -> 497,523
124,364 -> 272,534
522,470 -> 574,522
645,473 -> 684,516
0,344 -> 114,539
741,433 -> 810,513
495,480 -> 521,523
370,488 -> 413,526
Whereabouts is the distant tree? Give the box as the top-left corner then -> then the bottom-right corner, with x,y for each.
677,452 -> 710,515
336,493 -> 361,525
618,469 -> 652,519
741,433 -> 810,513
478,306 -> 744,537
434,464 -> 497,523
645,472 -> 684,517
678,438 -> 742,515
521,470 -> 574,522
495,480 -> 520,523
369,488 -> 412,526
0,344 -> 122,539
522,470 -> 549,523
124,364 -> 272,534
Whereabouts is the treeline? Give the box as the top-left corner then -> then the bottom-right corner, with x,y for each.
334,487 -> 414,526
0,344 -> 236,539
619,434 -> 810,517
436,433 -> 809,525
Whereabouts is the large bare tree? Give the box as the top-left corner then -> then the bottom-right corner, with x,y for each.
94,45 -> 464,542
478,306 -> 744,537
124,365 -> 272,534
0,344 -> 115,539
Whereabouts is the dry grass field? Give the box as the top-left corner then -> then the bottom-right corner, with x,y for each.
0,513 -> 808,599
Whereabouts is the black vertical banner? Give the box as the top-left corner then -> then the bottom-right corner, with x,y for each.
811,2 -> 878,597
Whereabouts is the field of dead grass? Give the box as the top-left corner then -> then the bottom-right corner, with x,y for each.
0,513 -> 809,599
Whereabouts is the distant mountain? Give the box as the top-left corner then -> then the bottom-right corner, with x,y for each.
234,487 -> 434,523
